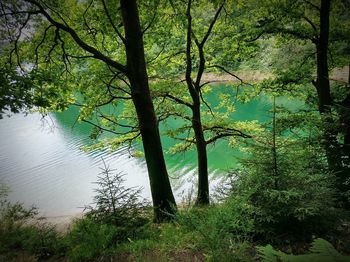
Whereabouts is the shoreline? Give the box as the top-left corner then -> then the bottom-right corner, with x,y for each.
198,66 -> 349,84
33,213 -> 84,233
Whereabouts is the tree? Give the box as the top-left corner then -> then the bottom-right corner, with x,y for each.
230,96 -> 337,239
0,65 -> 37,118
146,0 -> 256,205
182,0 -> 226,205
238,0 -> 350,207
0,0 -> 176,222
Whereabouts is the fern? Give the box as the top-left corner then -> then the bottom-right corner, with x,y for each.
258,238 -> 350,262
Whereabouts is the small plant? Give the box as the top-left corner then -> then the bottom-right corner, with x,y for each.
0,182 -> 38,255
225,100 -> 339,241
174,196 -> 255,261
258,238 -> 350,262
65,161 -> 151,261
65,217 -> 120,261
0,182 -> 64,260
84,160 -> 150,228
0,183 -> 38,228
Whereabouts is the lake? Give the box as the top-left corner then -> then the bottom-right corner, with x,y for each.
0,92 -> 296,216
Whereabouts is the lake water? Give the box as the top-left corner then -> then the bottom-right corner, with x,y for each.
0,92 -> 293,216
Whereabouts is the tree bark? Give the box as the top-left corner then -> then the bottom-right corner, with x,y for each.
315,0 -> 348,208
120,0 -> 176,221
314,0 -> 339,171
185,0 -> 210,205
340,92 -> 350,162
340,63 -> 350,166
315,0 -> 332,115
272,97 -> 279,189
192,99 -> 210,205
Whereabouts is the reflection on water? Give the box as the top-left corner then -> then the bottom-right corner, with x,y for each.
0,92 -> 298,216
0,113 -> 151,216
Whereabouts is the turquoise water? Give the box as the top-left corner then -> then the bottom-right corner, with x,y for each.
0,91 -> 299,216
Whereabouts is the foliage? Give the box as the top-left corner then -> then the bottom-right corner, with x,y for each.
0,183 -> 64,260
224,100 -> 339,241
113,207 -> 254,262
63,162 -> 152,261
258,238 -> 350,262
0,0 -> 349,260
65,217 -> 121,262
0,65 -> 38,118
84,160 -> 150,228
173,198 -> 255,261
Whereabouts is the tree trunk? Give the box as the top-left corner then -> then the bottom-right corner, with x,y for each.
185,0 -> 210,205
341,93 -> 350,163
338,69 -> 350,209
315,0 -> 332,115
315,0 -> 348,208
192,101 -> 210,205
272,97 -> 279,189
340,63 -> 350,166
120,0 -> 176,222
314,0 -> 339,171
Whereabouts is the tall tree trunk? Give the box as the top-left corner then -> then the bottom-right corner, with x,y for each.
120,0 -> 176,222
185,0 -> 210,205
272,97 -> 279,189
192,100 -> 210,205
315,0 -> 348,207
338,66 -> 350,209
315,0 -> 332,114
341,93 -> 350,162
340,62 -> 350,165
314,0 -> 339,171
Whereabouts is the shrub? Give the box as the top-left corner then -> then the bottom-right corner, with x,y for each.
174,196 -> 255,261
258,238 -> 350,262
228,139 -> 338,241
65,216 -> 120,261
84,160 -> 150,229
0,183 -> 64,260
65,162 -> 152,261
224,127 -> 341,243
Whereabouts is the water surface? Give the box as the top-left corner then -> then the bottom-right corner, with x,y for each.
0,92 -> 298,216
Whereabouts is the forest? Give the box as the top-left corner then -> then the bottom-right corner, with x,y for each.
0,0 -> 350,261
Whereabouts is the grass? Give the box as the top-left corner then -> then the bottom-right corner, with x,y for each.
1,165 -> 349,262
2,205 -> 349,262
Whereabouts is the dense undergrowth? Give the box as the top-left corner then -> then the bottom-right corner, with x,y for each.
1,200 -> 349,261
1,163 -> 350,262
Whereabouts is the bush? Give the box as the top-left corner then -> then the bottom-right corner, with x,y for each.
0,183 -> 64,260
65,162 -> 152,261
84,161 -> 150,229
174,197 -> 255,261
226,130 -> 339,242
258,238 -> 350,262
65,216 -> 121,261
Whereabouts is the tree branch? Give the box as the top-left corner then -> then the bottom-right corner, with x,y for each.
199,0 -> 225,48
185,0 -> 195,95
25,0 -> 127,74
199,89 -> 214,117
97,112 -> 138,129
206,127 -> 252,144
207,65 -> 252,86
163,93 -> 193,109
142,1 -> 159,35
101,0 -> 126,44
82,119 -> 133,136
303,15 -> 317,32
302,0 -> 320,11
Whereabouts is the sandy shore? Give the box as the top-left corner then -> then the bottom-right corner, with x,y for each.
34,213 -> 84,233
170,66 -> 349,85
